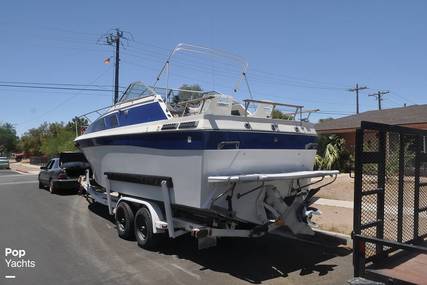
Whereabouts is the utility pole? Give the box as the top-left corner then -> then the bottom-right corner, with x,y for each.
348,84 -> 368,114
369,90 -> 390,110
99,28 -> 132,104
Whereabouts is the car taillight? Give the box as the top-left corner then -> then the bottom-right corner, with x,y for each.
57,171 -> 67,179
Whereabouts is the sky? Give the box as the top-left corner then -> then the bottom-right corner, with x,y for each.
1,0 -> 427,135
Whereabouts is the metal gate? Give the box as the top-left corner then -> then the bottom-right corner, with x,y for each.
353,121 -> 427,277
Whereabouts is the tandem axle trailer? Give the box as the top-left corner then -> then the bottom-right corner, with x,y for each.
81,169 -> 339,249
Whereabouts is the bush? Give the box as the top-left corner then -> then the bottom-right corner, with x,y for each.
315,134 -> 352,171
19,120 -> 78,157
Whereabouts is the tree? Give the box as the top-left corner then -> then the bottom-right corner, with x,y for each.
40,127 -> 76,156
315,134 -> 352,171
318,117 -> 334,123
173,84 -> 203,103
272,109 -> 293,120
18,119 -> 78,157
18,123 -> 49,156
66,116 -> 89,130
0,122 -> 18,155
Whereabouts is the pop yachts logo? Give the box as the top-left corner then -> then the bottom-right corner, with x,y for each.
4,248 -> 36,268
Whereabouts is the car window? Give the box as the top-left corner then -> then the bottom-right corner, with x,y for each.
52,159 -> 58,169
46,160 -> 54,169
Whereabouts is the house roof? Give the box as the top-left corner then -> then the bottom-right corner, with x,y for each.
315,104 -> 427,132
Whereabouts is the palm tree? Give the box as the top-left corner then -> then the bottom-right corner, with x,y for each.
315,135 -> 350,170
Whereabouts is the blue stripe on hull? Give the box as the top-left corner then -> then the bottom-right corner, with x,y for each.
77,130 -> 317,150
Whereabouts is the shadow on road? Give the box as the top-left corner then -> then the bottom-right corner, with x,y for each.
86,201 -> 351,284
156,234 -> 350,283
39,187 -> 78,196
87,201 -> 115,223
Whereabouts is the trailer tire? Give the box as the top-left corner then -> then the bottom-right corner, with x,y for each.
115,202 -> 135,240
135,207 -> 158,249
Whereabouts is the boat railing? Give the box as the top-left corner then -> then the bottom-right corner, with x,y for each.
282,109 -> 320,122
243,99 -> 319,122
78,105 -> 113,123
175,95 -> 217,116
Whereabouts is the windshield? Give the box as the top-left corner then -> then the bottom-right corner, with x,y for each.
119,82 -> 157,102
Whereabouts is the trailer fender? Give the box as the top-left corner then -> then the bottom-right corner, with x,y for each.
117,197 -> 167,234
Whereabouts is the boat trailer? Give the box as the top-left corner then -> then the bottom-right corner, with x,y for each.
81,169 -> 338,249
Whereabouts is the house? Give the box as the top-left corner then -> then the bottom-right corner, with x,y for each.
315,104 -> 427,154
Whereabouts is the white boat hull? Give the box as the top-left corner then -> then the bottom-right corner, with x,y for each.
80,145 -> 316,224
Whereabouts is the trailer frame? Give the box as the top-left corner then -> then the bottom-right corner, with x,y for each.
82,168 -> 339,249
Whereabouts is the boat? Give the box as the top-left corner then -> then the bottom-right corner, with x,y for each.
75,44 -> 338,238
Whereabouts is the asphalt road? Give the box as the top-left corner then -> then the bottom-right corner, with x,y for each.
0,169 -> 353,285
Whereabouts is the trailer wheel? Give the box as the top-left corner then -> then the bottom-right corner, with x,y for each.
115,202 -> 135,240
134,207 -> 158,249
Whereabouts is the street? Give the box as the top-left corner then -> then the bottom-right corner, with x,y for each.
0,169 -> 353,285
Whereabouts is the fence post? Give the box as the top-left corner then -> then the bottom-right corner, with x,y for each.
397,134 -> 405,242
414,135 -> 421,240
376,131 -> 386,256
353,128 -> 364,276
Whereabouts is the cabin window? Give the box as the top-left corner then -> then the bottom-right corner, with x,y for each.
109,114 -> 119,128
120,82 -> 156,102
92,118 -> 106,132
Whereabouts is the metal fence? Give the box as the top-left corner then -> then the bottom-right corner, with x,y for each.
353,121 -> 427,277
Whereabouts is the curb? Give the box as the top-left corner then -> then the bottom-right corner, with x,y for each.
10,167 -> 39,175
14,168 -> 29,174
314,228 -> 353,248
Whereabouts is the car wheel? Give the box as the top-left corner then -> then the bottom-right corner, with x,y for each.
49,180 -> 56,194
115,202 -> 135,240
134,207 -> 159,249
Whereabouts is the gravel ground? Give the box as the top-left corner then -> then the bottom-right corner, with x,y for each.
312,205 -> 354,235
315,174 -> 354,202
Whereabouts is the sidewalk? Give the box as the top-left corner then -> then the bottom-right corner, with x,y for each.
312,174 -> 355,236
9,161 -> 41,175
312,199 -> 353,236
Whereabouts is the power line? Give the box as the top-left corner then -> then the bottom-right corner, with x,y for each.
1,23 -> 419,106
0,81 -> 126,89
369,90 -> 390,110
348,84 -> 368,114
123,48 -> 350,91
0,84 -> 115,92
16,66 -> 113,126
